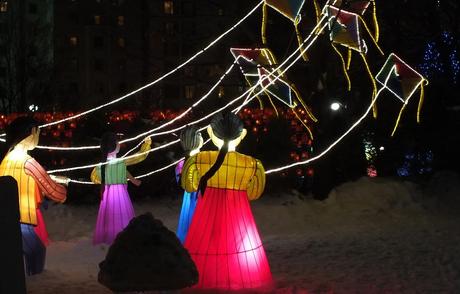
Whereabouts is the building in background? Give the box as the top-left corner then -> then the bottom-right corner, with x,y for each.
53,0 -> 253,112
0,0 -> 54,113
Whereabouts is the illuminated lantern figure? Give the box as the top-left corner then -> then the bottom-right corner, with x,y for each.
324,3 -> 384,118
0,117 -> 68,275
91,133 -> 151,245
375,53 -> 428,136
231,47 -> 317,138
182,112 -> 272,290
175,126 -> 203,243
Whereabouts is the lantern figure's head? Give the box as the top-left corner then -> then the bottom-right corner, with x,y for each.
180,126 -> 203,156
6,116 -> 40,153
100,132 -> 120,157
207,112 -> 247,151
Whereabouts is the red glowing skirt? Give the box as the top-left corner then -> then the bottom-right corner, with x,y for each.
34,208 -> 49,246
184,187 -> 273,290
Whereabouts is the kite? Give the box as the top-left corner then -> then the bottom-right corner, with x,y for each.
331,0 -> 379,41
261,0 -> 320,61
231,47 -> 317,138
375,53 -> 428,136
324,3 -> 384,118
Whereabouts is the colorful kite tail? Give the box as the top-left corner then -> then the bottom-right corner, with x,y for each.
417,80 -> 427,123
295,17 -> 309,61
292,107 -> 314,140
347,48 -> 352,70
291,84 -> 318,122
262,2 -> 268,45
391,103 -> 407,137
360,52 -> 378,118
332,43 -> 352,91
313,0 -> 321,27
371,0 -> 380,42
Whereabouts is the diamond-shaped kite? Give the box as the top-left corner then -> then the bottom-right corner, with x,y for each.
262,0 -> 320,61
331,0 -> 379,41
230,47 -> 317,136
324,4 -> 384,118
375,53 -> 428,136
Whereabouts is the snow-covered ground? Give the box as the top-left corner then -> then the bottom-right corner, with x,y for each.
26,172 -> 460,293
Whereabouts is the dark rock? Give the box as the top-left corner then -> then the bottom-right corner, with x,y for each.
98,212 -> 198,292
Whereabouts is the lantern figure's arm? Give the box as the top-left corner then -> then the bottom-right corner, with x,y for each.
247,159 -> 266,201
25,159 -> 67,203
90,168 -> 101,184
181,155 -> 200,193
124,139 -> 152,166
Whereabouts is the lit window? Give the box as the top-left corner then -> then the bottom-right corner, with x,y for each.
218,86 -> 225,98
69,36 -> 78,46
117,37 -> 125,48
0,2 -> 7,12
117,15 -> 124,26
94,15 -> 101,25
185,85 -> 195,99
164,0 -> 173,14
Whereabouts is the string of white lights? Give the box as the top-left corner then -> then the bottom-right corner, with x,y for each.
120,14 -> 330,157
36,1 -> 262,130
48,139 -> 180,174
36,59 -> 241,151
265,66 -> 397,174
58,15 -> 330,182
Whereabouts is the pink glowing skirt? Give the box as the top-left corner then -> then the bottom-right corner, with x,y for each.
184,187 -> 273,290
93,184 -> 135,245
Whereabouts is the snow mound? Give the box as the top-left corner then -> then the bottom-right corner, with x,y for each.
324,177 -> 421,214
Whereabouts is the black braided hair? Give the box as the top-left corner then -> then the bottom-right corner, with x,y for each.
180,126 -> 202,159
197,112 -> 243,196
99,132 -> 118,197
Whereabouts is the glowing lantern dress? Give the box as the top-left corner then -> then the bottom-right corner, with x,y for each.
175,159 -> 198,244
0,149 -> 67,275
181,151 -> 272,290
91,141 -> 150,245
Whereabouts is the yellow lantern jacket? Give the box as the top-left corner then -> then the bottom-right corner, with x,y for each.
181,150 -> 265,199
0,151 -> 67,225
